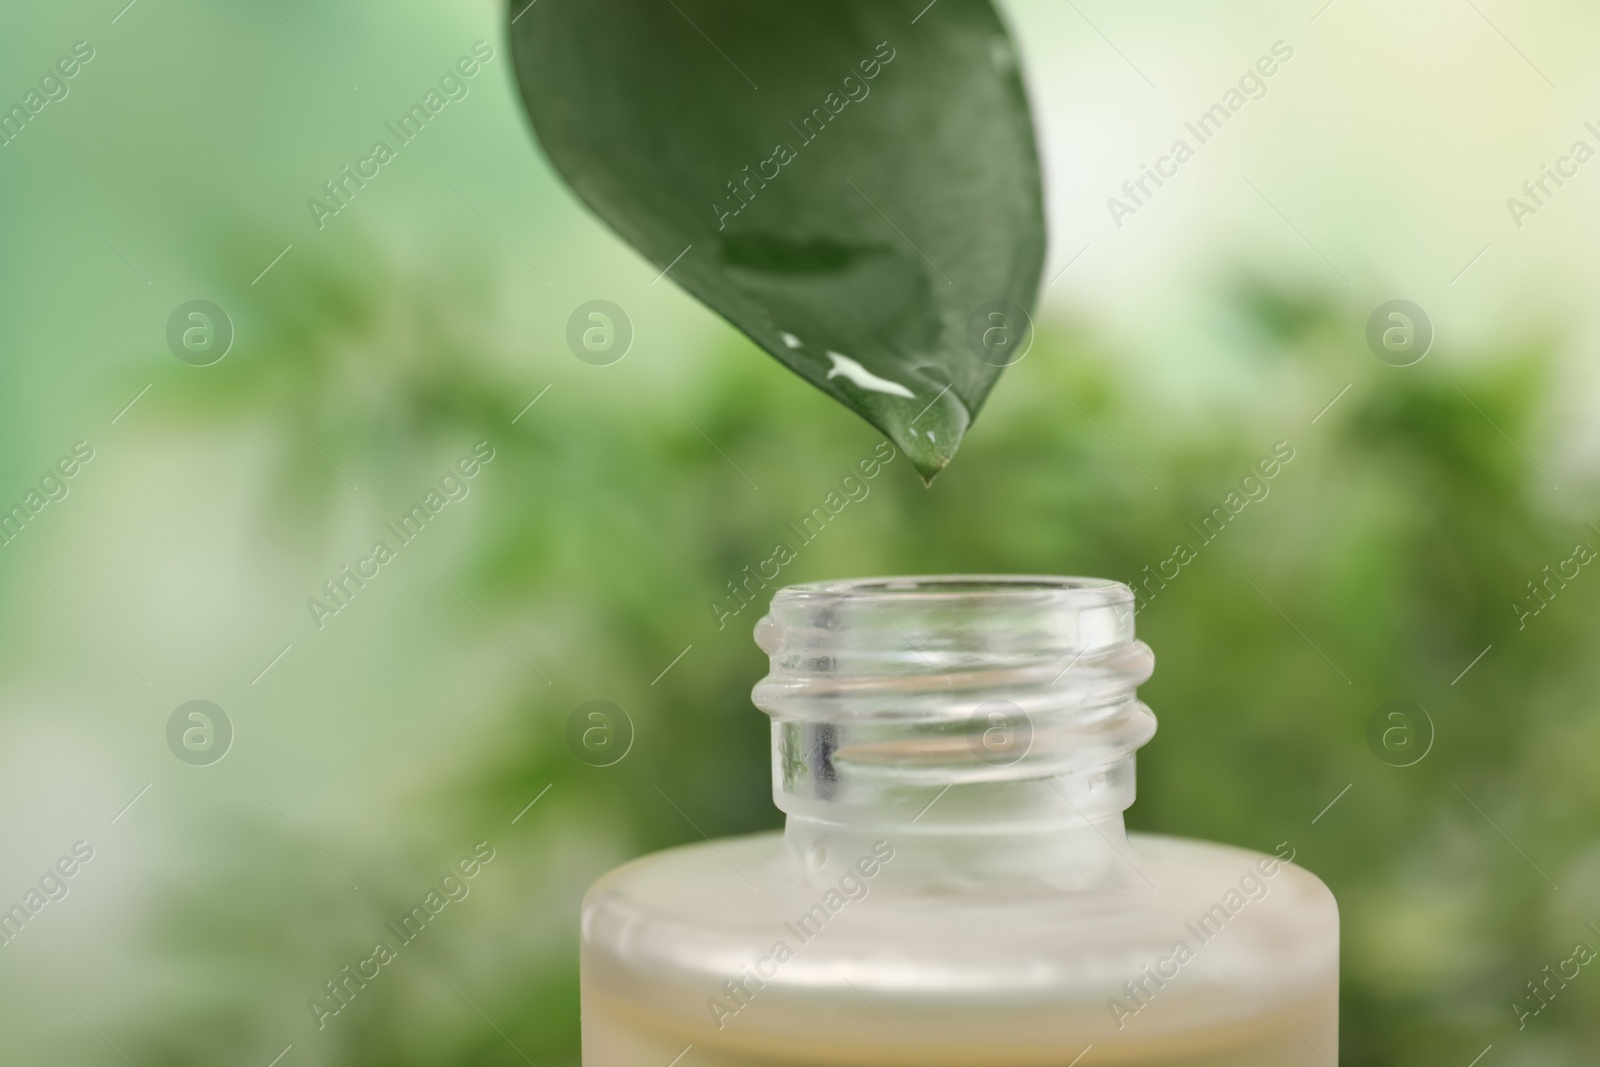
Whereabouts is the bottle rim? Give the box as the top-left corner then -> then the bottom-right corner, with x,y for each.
775,574 -> 1132,600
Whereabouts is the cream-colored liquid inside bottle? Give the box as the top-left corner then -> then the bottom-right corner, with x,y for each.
578,577 -> 1339,1065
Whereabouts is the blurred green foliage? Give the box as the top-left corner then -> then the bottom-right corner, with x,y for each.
5,4 -> 1599,1065
117,236 -> 1600,1065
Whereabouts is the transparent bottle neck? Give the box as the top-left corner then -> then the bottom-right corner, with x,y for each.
752,576 -> 1156,891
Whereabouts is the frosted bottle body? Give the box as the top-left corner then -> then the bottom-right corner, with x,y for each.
580,577 -> 1338,1065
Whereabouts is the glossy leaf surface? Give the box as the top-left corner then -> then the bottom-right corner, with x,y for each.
509,0 -> 1045,478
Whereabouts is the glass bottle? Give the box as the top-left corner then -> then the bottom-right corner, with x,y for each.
581,577 -> 1338,1065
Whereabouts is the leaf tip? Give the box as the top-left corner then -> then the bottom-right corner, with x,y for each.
889,425 -> 961,486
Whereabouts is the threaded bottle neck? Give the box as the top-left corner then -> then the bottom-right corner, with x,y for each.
752,577 -> 1156,886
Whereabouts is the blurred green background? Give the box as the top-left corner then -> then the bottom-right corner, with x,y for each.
2,1 -> 1598,1064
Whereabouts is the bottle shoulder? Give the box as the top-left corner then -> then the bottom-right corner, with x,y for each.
583,830 -> 1336,1000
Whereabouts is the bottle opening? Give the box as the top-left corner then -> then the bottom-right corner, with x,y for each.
752,575 -> 1157,838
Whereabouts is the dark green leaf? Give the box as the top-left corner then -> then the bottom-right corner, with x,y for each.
508,0 -> 1045,480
